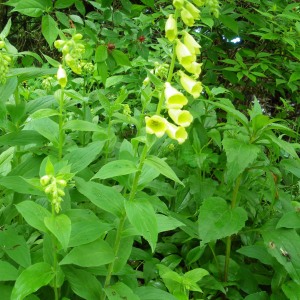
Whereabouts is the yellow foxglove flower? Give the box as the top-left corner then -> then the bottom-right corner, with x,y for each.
168,109 -> 193,127
176,40 -> 195,66
164,82 -> 188,109
165,14 -> 178,42
179,70 -> 203,98
173,0 -> 184,9
181,7 -> 195,27
166,122 -> 188,144
145,115 -> 167,137
183,31 -> 201,55
182,61 -> 202,77
185,2 -> 200,20
57,65 -> 67,88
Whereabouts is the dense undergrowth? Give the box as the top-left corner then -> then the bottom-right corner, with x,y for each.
1,0 -> 300,299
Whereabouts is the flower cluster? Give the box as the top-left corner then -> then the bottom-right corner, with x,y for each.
0,40 -> 11,85
40,175 -> 67,213
54,33 -> 85,74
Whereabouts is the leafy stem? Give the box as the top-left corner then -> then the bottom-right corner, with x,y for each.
58,88 -> 65,160
224,174 -> 242,282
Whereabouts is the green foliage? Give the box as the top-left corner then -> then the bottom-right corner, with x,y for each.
0,0 -> 300,299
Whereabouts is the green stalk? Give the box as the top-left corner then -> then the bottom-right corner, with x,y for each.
224,174 -> 242,282
58,88 -> 65,160
101,144 -> 149,300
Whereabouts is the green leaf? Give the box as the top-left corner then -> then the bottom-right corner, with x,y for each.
156,214 -> 185,233
0,18 -> 12,39
0,261 -> 18,281
63,266 -> 102,300
198,197 -> 248,244
7,67 -> 56,82
75,177 -> 125,216
11,0 -> 52,17
42,54 -> 60,67
42,15 -> 58,46
183,268 -> 209,283
262,228 -> 300,284
0,77 -> 17,102
237,245 -> 273,265
289,72 -> 300,83
95,45 -> 108,62
0,176 -> 44,196
280,158 -> 300,178
68,217 -> 112,247
134,286 -> 177,300
144,156 -> 183,185
222,138 -> 260,183
244,292 -> 269,300
125,199 -> 158,252
266,133 -> 298,158
29,108 -> 59,120
55,0 -> 75,9
31,118 -> 59,146
276,212 -> 300,229
0,147 -> 14,176
111,49 -> 131,66
16,201 -> 51,232
59,239 -> 114,267
0,228 -> 31,268
44,214 -> 71,250
92,159 -> 137,180
282,281 -> 300,300
105,282 -> 140,300
219,15 -> 239,33
11,262 -> 54,300
63,120 -> 103,132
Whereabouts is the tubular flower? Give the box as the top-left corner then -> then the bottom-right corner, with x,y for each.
145,115 -> 167,137
57,65 -> 67,88
165,14 -> 178,42
185,2 -> 201,20
181,7 -> 195,27
164,82 -> 188,109
182,61 -> 203,77
183,31 -> 201,55
176,39 -> 195,66
168,109 -> 193,127
166,122 -> 188,144
179,71 -> 203,98
173,0 -> 184,9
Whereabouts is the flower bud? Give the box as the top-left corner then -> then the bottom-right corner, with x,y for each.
62,44 -> 70,55
168,109 -> 193,127
185,2 -> 200,20
192,0 -> 206,6
165,14 -> 178,42
173,0 -> 184,9
183,31 -> 201,55
176,39 -> 195,66
54,39 -> 65,49
45,185 -> 54,194
166,122 -> 188,144
179,70 -> 203,98
145,115 -> 167,137
40,175 -> 51,186
73,33 -> 83,41
57,65 -> 67,88
0,41 -> 5,49
164,82 -> 188,109
181,7 -> 195,27
57,179 -> 67,187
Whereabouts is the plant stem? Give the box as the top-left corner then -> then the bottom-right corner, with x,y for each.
58,88 -> 65,160
224,174 -> 242,282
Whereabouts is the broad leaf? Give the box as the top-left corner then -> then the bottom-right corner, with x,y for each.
92,159 -> 137,180
134,286 -> 177,300
0,261 -> 18,281
105,282 -> 139,300
198,197 -> 248,244
59,239 -> 114,267
75,177 -> 125,216
44,214 -> 71,250
0,130 -> 46,146
63,266 -> 102,300
16,201 -> 51,232
11,0 -> 52,17
11,262 -> 54,300
125,199 -> 158,252
42,15 -> 58,46
63,120 -> 104,132
222,138 -> 260,183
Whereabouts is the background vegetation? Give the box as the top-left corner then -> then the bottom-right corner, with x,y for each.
0,0 -> 300,299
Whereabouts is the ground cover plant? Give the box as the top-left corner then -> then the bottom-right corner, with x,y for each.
0,0 -> 300,299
